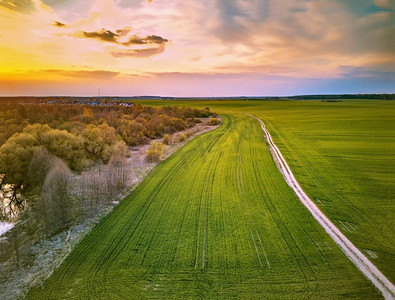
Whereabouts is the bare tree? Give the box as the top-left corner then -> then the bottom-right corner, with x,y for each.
107,154 -> 129,192
27,146 -> 55,192
78,172 -> 106,217
41,159 -> 72,236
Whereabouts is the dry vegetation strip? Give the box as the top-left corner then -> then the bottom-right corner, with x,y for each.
28,114 -> 380,299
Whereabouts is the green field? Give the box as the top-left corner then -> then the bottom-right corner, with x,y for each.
253,100 -> 395,283
138,99 -> 395,282
28,113 -> 380,299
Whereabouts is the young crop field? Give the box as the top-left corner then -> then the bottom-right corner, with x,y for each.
252,100 -> 395,283
28,114 -> 380,299
137,99 -> 395,283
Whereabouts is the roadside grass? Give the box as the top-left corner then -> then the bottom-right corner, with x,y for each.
28,114 -> 380,299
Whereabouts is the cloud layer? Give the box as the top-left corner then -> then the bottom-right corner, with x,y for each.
0,0 -> 393,95
80,28 -> 168,47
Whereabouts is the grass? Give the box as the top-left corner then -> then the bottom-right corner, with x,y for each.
28,113 -> 380,299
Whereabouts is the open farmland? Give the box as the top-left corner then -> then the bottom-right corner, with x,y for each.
28,113 -> 380,299
137,99 -> 395,284
253,100 -> 395,283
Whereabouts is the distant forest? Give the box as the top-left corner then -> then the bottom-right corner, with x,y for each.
1,93 -> 393,103
235,94 -> 395,101
287,94 -> 394,100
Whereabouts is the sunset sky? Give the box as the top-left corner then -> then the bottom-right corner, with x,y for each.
0,0 -> 394,96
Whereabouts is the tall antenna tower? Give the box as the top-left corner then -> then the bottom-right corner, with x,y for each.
98,88 -> 101,97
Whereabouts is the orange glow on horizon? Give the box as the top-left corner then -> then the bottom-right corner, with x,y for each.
0,0 -> 393,96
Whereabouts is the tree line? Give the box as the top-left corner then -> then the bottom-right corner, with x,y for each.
0,101 -> 214,224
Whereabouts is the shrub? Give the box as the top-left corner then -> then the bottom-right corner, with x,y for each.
185,130 -> 193,138
146,142 -> 166,163
162,134 -> 171,145
175,133 -> 187,143
208,118 -> 221,126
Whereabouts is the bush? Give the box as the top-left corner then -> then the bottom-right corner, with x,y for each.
208,118 -> 221,126
185,130 -> 193,138
162,134 -> 170,145
146,142 -> 166,163
175,133 -> 187,143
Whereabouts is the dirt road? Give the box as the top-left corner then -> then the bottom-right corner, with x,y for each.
250,114 -> 395,299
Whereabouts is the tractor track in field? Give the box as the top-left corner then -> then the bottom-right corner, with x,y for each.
250,114 -> 395,300
193,114 -> 234,270
236,143 -> 270,269
54,121 -> 225,296
193,117 -> 227,269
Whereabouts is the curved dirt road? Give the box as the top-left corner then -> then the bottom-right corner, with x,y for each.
250,114 -> 395,299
